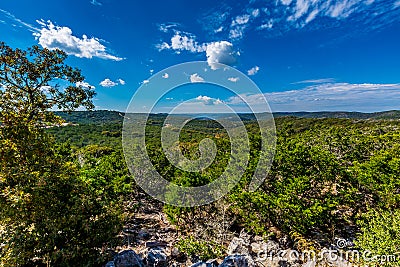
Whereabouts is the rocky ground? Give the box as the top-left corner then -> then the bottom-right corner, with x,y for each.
105,193 -> 355,267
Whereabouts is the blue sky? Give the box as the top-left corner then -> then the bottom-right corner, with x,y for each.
1,0 -> 400,112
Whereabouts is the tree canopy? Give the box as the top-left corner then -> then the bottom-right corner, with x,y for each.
0,42 -> 95,125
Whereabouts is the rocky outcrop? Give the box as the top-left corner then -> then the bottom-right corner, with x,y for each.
107,250 -> 144,267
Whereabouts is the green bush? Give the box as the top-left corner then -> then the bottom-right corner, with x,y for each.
355,209 -> 400,267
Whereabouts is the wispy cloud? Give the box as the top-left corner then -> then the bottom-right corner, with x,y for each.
34,20 -> 124,61
90,0 -> 102,6
198,0 -> 400,41
0,8 -> 39,32
293,78 -> 336,84
227,82 -> 400,112
158,22 -> 181,33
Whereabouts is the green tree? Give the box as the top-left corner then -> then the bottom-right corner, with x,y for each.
0,42 -> 94,125
0,43 -> 121,266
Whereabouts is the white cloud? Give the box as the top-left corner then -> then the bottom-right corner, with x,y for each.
229,26 -> 247,39
196,95 -> 223,105
76,81 -> 94,88
232,14 -> 251,26
190,73 -> 205,83
293,78 -> 336,84
247,66 -> 260,76
157,32 -> 238,69
34,20 -> 123,61
214,98 -> 224,105
90,0 -> 102,6
206,41 -> 238,70
118,79 -> 126,85
228,77 -> 240,82
227,83 -> 400,112
158,23 -> 180,33
251,9 -> 260,18
258,21 -> 274,30
288,0 -> 311,21
196,95 -> 212,101
142,80 -> 150,85
214,26 -> 224,33
0,8 -> 39,32
305,9 -> 319,23
281,0 -> 293,5
326,0 -> 358,18
157,32 -> 206,53
100,78 -> 118,87
162,73 -> 169,79
166,97 -> 173,100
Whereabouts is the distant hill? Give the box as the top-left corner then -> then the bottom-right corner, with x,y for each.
55,110 -> 125,124
273,110 -> 400,119
55,110 -> 400,124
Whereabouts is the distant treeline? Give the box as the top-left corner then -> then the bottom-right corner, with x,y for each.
55,110 -> 400,124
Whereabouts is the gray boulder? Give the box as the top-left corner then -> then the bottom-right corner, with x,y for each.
146,247 -> 168,267
219,255 -> 255,267
114,250 -> 144,267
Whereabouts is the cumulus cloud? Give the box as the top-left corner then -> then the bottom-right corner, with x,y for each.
76,81 -> 94,88
247,66 -> 260,76
100,78 -> 118,87
228,77 -> 240,82
190,73 -> 205,83
158,34 -> 238,69
34,20 -> 123,61
142,80 -> 150,85
162,73 -> 169,79
196,95 -> 223,105
206,41 -> 238,70
118,79 -> 126,85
